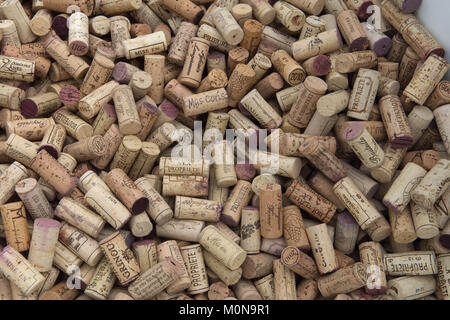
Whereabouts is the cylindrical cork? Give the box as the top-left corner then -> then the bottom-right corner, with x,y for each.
333,176 -> 383,230
273,259 -> 297,300
407,105 -> 434,146
160,0 -> 204,24
240,89 -> 282,129
84,257 -> 116,300
336,10 -> 368,51
99,231 -> 140,286
0,84 -> 26,111
129,71 -> 152,100
316,90 -> 350,118
274,1 -> 306,32
340,162 -> 378,198
387,275 -> 437,300
80,57 -> 115,98
162,174 -> 209,197
425,81 -> 450,110
359,241 -> 387,295
387,33 -> 408,62
370,142 -> 406,184
144,55 -> 165,104
384,251 -> 437,276
63,135 -> 106,162
110,135 -> 142,174
335,51 -> 377,74
58,222 -> 103,266
212,7 -> 244,46
254,72 -> 284,100
296,278 -> 319,300
0,0 -> 37,43
128,259 -> 181,300
78,170 -> 109,194
292,28 -> 343,61
109,16 -> 131,58
68,12 -> 89,56
0,202 -> 30,252
281,246 -> 319,279
240,0 -> 275,25
347,68 -> 380,120
412,159 -> 450,210
54,197 -> 105,237
258,183 -> 283,239
207,51 -> 227,74
157,240 -> 191,294
378,62 -> 399,81
28,218 -> 60,272
334,211 -> 359,254
362,22 -> 392,56
168,22 -> 198,66
5,118 -> 55,142
402,150 -> 440,171
389,206 -> 417,244
0,161 -> 30,205
282,205 -> 310,250
240,206 -> 261,254
135,177 -> 173,225
52,108 -> 93,140
90,104 -> 116,136
196,69 -> 228,94
299,15 -> 325,40
240,253 -> 275,280
159,157 -> 209,178
29,149 -> 78,196
213,140 -> 238,188
233,279 -> 262,300
183,88 -> 229,117
90,125 -> 122,170
85,186 -> 132,230
105,168 -> 149,214
0,245 -> 45,297
378,95 -> 412,148
317,262 -> 367,298
89,16 -> 111,37
156,219 -> 204,243
178,37 -> 210,89
306,223 -> 338,275
240,19 -> 263,57
132,240 -> 157,274
404,55 -> 448,105
3,134 -> 39,168
227,47 -> 249,75
410,203 -> 440,240
222,180 -> 253,227
174,196 -> 221,222
271,50 -> 306,86
112,85 -> 142,135
383,162 -> 426,214
128,142 -> 160,181
15,178 -> 53,219
232,3 -> 253,27
285,179 -> 336,223
288,76 -> 328,128
302,55 -> 331,76
226,64 -> 256,107
437,254 -> 450,300
434,104 -> 450,155
343,122 -> 385,169
398,46 -> 420,90
180,244 -> 209,295
59,85 -> 80,111
308,171 -> 346,211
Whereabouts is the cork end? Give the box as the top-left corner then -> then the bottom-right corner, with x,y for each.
132,197 -> 150,214
312,55 -> 331,76
350,37 -> 369,52
35,218 -> 61,228
372,37 -> 392,57
427,48 -> 446,59
402,0 -> 422,13
440,235 -> 450,249
159,102 -> 178,118
51,16 -> 69,38
337,211 -> 358,225
69,41 -> 89,56
38,145 -> 60,159
390,135 -> 414,149
20,98 -> 38,118
102,103 -> 118,118
59,85 -> 81,106
357,1 -> 374,20
235,163 -> 256,181
132,239 -> 156,248
112,62 -> 129,82
342,122 -> 364,140
237,102 -> 252,116
192,10 -> 205,25
142,102 -> 160,115
220,213 -> 239,227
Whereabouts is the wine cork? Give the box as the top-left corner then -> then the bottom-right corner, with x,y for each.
239,206 -> 260,254
271,49 -> 306,86
206,51 -> 227,74
333,176 -> 383,230
128,142 -> 160,181
365,215 -> 391,243
212,140 -> 237,188
347,68 -> 380,120
161,0 -> 204,24
434,104 -> 450,155
180,244 -> 209,295
29,8 -> 52,37
316,90 -> 350,117
3,134 -> 37,167
398,47 -> 420,90
129,23 -> 151,38
334,211 -> 359,254
78,170 -> 109,194
406,105 -> 434,146
28,218 -> 60,272
167,22 -> 198,66
0,55 -> 35,82
0,161 -> 28,206
361,22 -> 392,57
231,3 -> 253,27
281,246 -> 319,279
306,223 -> 338,275
80,58 -> 115,99
112,63 -> 140,84
84,257 -> 116,300
378,62 -> 399,81
388,206 -> 417,244
88,15 -> 110,37
99,231 -> 140,286
240,19 -> 263,57
155,219 -> 204,243
174,196 -> 221,222
89,126 -> 122,170
335,51 -> 377,74
402,150 -> 440,171
233,279 -> 262,300
287,0 -> 325,15
296,278 -> 319,300
411,203 -> 440,240
132,240 -> 157,274
52,108 -> 93,140
308,171 -> 346,211
273,259 -> 297,300
240,89 -> 282,129
109,16 -> 131,58
273,1 -> 306,33
275,84 -> 302,113
437,254 -> 450,300
5,118 -> 54,142
0,201 -> 30,252
381,0 -> 444,61
128,71 -> 152,101
258,184 -> 282,239
15,178 -> 53,219
212,6 -> 244,46
122,31 -> 167,60
90,104 -> 117,137
207,281 -> 233,300
135,102 -> 160,141
299,15 -> 325,40
48,63 -> 71,82
358,241 -> 387,294
337,10 -> 368,51
182,89 -> 228,117
227,47 -> 249,75
0,0 -> 37,43
68,12 -> 89,56
225,63 -> 256,107
147,122 -> 176,153
378,95 -> 412,148
197,69 -> 228,94
302,55 -> 332,77
288,76 -> 328,128
343,122 -> 384,169
370,142 -> 406,184
240,253 -> 274,280
162,175 -> 209,197
208,168 -> 230,206
157,240 -> 191,294
221,180 -> 253,227
0,83 -> 25,111
112,85 -> 142,135
54,196 -> 105,237
58,85 -> 80,111
317,262 -> 367,298
340,162 -> 378,198
241,0 -> 276,25
411,159 -> 450,210
254,72 -> 283,100
384,251 -> 437,276
246,53 -> 272,89
0,19 -> 21,48
62,135 -> 106,162
386,33 -> 407,62
425,81 -> 450,110
178,37 -> 210,89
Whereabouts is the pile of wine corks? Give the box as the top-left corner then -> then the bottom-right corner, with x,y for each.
0,0 -> 449,301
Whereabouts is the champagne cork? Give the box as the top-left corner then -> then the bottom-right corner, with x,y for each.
437,254 -> 450,300
288,76 -> 328,128
389,206 -> 417,244
15,178 -> 53,219
79,80 -> 120,120
308,171 -> 346,211
54,197 -> 105,238
84,257 -> 116,300
241,0 -> 276,25
411,159 -> 450,210
273,259 -> 297,300
335,50 -> 377,73
0,83 -> 25,111
29,149 -> 78,196
0,55 -> 35,82
222,180 -> 253,227
306,223 -> 338,274
388,275 -> 437,300
378,95 -> 413,148
0,202 -> 30,252
0,0 -> 37,43
157,240 -> 191,293
274,1 -> 306,32
174,196 -> 221,222
281,246 -> 319,279
286,0 -> 325,15
358,241 -> 387,294
240,19 -> 263,57
232,4 -> 253,27
317,262 -> 367,298
337,10 -> 368,51
384,251 -> 437,276
271,49 -> 306,86
199,225 -> 247,270
178,37 -> 210,89
333,176 -> 383,229
299,15 -> 325,40
68,12 -> 89,56
28,218 -> 60,272
58,222 -> 103,266
425,81 -> 450,110
6,118 -> 55,141
180,244 -> 209,294
0,161 -> 29,205
112,85 -> 142,135
162,175 -> 209,197
343,122 -> 384,169
411,203 -> 440,240
383,162 -> 426,213
296,278 -> 319,300
334,211 -> 359,254
298,137 -> 346,182
404,55 -> 448,105
99,232 -> 140,286
0,246 -> 45,296
52,108 -> 93,140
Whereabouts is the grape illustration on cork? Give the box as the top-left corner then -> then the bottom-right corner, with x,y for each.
0,0 -> 449,304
